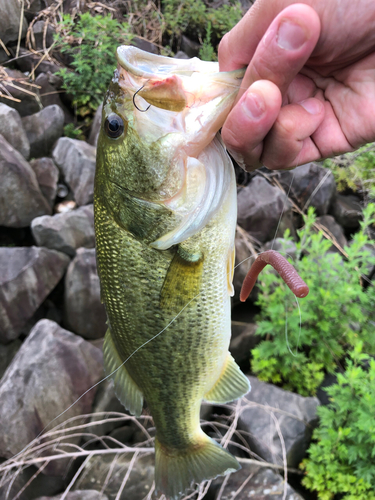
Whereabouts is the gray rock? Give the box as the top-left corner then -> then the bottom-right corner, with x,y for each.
131,37 -> 158,54
15,46 -> 61,76
0,68 -> 41,116
237,376 -> 320,468
31,205 -> 95,256
24,0 -> 42,21
88,103 -> 103,146
0,0 -> 28,44
0,46 -> 9,64
31,20 -> 55,50
0,103 -> 30,158
212,460 -> 304,499
35,72 -> 73,124
22,104 -> 65,158
53,138 -> 96,206
30,157 -> 59,207
0,319 -> 103,472
276,162 -> 337,215
174,51 -> 189,59
0,338 -> 21,379
331,193 -> 363,230
0,134 -> 51,227
0,246 -> 70,342
263,238 -> 297,260
0,465 -> 65,500
35,491 -> 109,500
64,248 -> 107,339
74,453 -> 155,500
316,215 -> 348,252
181,35 -> 201,57
237,176 -> 295,243
230,322 -> 258,367
86,378 -> 128,440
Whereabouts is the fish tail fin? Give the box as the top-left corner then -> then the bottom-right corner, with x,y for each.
155,432 -> 240,500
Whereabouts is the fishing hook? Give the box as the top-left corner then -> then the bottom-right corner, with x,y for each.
133,85 -> 151,112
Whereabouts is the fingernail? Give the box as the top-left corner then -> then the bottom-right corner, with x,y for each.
241,92 -> 265,121
277,20 -> 307,50
300,98 -> 323,115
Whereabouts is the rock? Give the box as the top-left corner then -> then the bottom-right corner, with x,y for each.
0,338 -> 21,379
64,248 -> 107,339
0,465 -> 65,500
74,453 -> 155,499
263,238 -> 297,260
331,193 -> 363,230
237,376 -> 320,468
0,247 -> 70,342
230,322 -> 258,368
0,319 -> 103,472
0,68 -> 41,116
237,176 -> 295,243
88,103 -> 103,146
0,134 -> 51,227
174,51 -> 189,59
86,378 -> 128,440
24,0 -> 42,21
53,138 -> 96,206
0,0 -> 28,44
0,103 -> 30,158
31,205 -> 95,256
315,215 -> 348,252
30,157 -> 59,207
35,491 -> 109,500
22,104 -> 65,158
0,46 -> 9,64
212,460 -> 304,499
35,72 -> 73,124
276,162 -> 337,215
15,47 -> 61,76
31,20 -> 55,50
131,36 -> 158,54
181,35 -> 201,57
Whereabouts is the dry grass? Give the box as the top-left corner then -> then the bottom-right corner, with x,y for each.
0,398 -> 305,500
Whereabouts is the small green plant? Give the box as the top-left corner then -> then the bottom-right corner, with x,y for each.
324,143 -> 375,196
199,22 -> 216,61
63,123 -> 85,141
55,13 -> 132,117
162,0 -> 242,49
301,343 -> 375,499
250,204 -> 375,396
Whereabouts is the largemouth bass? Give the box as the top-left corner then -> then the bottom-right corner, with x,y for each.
94,46 -> 250,499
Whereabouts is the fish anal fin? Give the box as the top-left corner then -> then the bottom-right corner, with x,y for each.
103,330 -> 144,417
160,245 -> 203,311
204,354 -> 250,404
155,432 -> 240,500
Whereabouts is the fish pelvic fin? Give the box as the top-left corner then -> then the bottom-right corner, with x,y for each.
155,432 -> 240,500
204,354 -> 250,404
103,329 -> 144,417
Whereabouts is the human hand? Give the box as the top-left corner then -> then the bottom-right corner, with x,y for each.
219,0 -> 375,170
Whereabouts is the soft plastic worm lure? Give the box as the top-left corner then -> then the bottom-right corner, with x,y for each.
240,250 -> 309,302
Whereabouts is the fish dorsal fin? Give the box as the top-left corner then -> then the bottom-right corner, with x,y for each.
103,329 -> 144,417
150,135 -> 233,250
160,244 -> 203,312
204,354 -> 250,404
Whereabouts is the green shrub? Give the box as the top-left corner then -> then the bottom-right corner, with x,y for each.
162,0 -> 242,46
250,204 -> 375,396
199,22 -> 216,61
301,343 -> 375,499
324,143 -> 375,196
55,13 -> 132,117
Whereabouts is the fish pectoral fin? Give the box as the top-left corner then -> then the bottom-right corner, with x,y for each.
103,329 -> 144,417
204,354 -> 250,404
160,244 -> 203,312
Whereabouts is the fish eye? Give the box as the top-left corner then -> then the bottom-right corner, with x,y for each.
104,113 -> 125,139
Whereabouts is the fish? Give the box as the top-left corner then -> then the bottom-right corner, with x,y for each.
94,46 -> 309,499
94,46 -> 249,499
